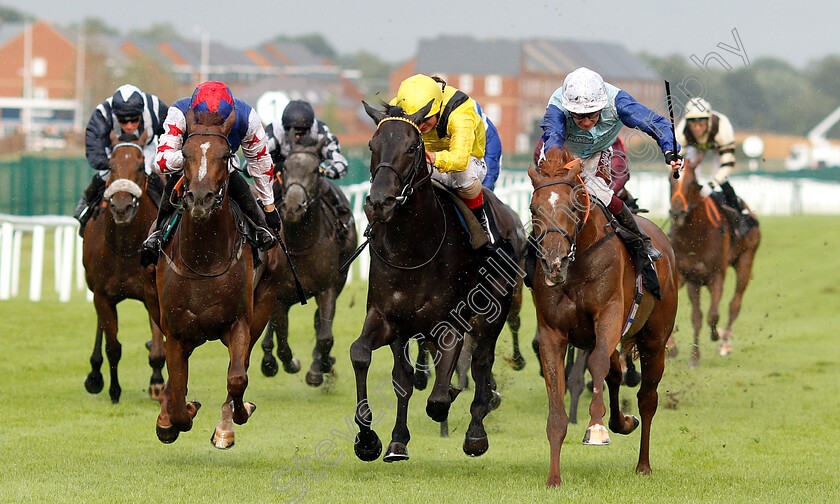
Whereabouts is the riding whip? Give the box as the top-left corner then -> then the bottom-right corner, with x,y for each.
665,80 -> 681,180
339,223 -> 373,274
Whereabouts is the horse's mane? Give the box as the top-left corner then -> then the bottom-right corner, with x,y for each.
193,110 -> 228,126
117,132 -> 139,142
540,146 -> 581,178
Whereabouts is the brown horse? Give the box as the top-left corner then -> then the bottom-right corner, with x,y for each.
82,131 -> 165,403
145,108 -> 284,448
669,165 -> 761,365
350,101 -> 525,462
259,134 -> 358,386
529,146 -> 679,486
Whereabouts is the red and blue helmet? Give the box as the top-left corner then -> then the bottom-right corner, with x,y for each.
190,81 -> 234,118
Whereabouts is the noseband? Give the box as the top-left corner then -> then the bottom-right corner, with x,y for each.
370,117 -> 431,205
184,131 -> 233,210
532,179 -> 591,262
105,142 -> 146,206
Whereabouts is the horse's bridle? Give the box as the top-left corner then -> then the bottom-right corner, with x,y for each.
278,150 -> 323,210
370,117 -> 431,205
531,178 -> 591,263
183,131 -> 233,210
104,142 -> 146,208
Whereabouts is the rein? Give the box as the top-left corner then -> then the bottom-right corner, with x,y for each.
532,176 -> 591,261
670,169 -> 721,228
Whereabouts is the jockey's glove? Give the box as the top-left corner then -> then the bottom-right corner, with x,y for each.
664,151 -> 684,165
264,206 -> 283,232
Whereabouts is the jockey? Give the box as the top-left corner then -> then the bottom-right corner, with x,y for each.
391,74 -> 501,246
538,67 -> 683,261
75,84 -> 168,234
675,97 -> 754,236
142,81 -> 279,258
475,101 -> 502,191
265,100 -> 353,238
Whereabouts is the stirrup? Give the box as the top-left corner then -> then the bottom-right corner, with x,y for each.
143,230 -> 163,252
643,239 -> 662,262
255,227 -> 277,251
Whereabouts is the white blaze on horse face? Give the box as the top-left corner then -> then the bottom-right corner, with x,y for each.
198,142 -> 211,181
548,191 -> 560,210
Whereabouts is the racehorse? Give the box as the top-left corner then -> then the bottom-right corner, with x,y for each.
259,134 -> 358,386
145,107 -> 284,448
669,164 -> 760,365
529,146 -> 679,486
82,131 -> 165,403
350,100 -> 525,462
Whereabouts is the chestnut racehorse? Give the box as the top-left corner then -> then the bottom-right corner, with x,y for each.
530,146 -> 678,486
145,107 -> 285,448
669,164 -> 761,365
82,131 -> 165,403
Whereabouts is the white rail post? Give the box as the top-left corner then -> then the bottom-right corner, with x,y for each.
59,225 -> 75,302
30,225 -> 45,301
0,222 -> 13,299
54,226 -> 63,294
11,229 -> 23,297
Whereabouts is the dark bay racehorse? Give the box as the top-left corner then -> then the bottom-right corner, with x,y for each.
530,146 -> 679,486
82,131 -> 165,403
350,101 -> 525,462
259,135 -> 358,386
145,108 -> 285,448
669,165 -> 760,365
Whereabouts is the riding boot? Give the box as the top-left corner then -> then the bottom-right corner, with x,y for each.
75,173 -> 107,236
470,200 -> 502,248
720,181 -> 754,236
141,175 -> 179,263
324,182 -> 354,241
229,171 -> 276,251
146,173 -> 165,208
613,204 -> 662,261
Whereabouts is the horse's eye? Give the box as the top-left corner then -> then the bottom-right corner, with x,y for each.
407,144 -> 418,154
368,141 -> 373,152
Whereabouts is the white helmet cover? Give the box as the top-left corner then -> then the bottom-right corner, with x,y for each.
684,97 -> 712,119
561,67 -> 609,114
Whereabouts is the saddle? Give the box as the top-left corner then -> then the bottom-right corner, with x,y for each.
708,192 -> 758,237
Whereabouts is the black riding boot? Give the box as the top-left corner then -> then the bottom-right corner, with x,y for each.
720,181 -> 753,237
229,172 -> 276,250
614,204 -> 662,261
324,183 -> 354,241
141,175 -> 179,264
471,200 -> 502,248
75,173 -> 107,236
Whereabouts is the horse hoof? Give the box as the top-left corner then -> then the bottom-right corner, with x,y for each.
232,401 -> 256,425
156,423 -> 180,444
711,328 -> 720,341
667,346 -> 679,359
630,415 -> 640,432
505,354 -> 526,371
583,424 -> 610,445
624,369 -> 641,388
320,355 -> 336,374
84,372 -> 104,394
383,442 -> 409,462
463,435 -> 489,457
211,427 -> 235,450
426,400 -> 450,423
148,383 -> 164,401
145,340 -> 152,351
261,354 -> 279,377
109,387 -> 121,404
586,380 -> 594,393
305,370 -> 324,387
488,390 -> 502,411
283,357 -> 301,374
718,343 -> 732,357
354,432 -> 382,462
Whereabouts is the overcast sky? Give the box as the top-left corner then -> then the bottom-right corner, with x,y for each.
2,0 -> 837,68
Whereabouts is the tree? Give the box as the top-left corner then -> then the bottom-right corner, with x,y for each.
0,5 -> 32,22
128,23 -> 183,43
270,33 -> 337,60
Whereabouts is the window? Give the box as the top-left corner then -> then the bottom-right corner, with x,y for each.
32,57 -> 47,77
485,103 -> 502,124
33,87 -> 48,100
485,75 -> 502,96
459,74 -> 473,93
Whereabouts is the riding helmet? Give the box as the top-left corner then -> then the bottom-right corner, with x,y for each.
112,84 -> 145,119
561,67 -> 609,114
684,97 -> 713,120
393,74 -> 443,119
282,100 -> 315,131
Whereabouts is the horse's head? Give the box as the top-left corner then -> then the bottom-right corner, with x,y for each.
104,130 -> 149,225
361,99 -> 432,223
528,146 -> 591,286
279,133 -> 327,223
181,107 -> 236,221
669,162 -> 700,226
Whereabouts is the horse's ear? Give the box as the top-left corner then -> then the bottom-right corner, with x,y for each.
137,128 -> 148,146
408,99 -> 434,127
185,107 -> 196,133
221,109 -> 236,136
362,100 -> 386,125
528,163 -> 544,186
109,131 -> 118,146
314,134 -> 327,153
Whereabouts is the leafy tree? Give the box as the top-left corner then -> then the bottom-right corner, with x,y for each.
270,33 -> 337,60
128,23 -> 182,42
0,5 -> 32,22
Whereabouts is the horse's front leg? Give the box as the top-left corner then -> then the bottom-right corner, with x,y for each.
146,313 -> 165,400
686,281 -> 703,367
259,298 -> 281,377
383,338 -> 415,462
606,349 -> 640,436
707,273 -> 725,344
84,325 -> 105,395
157,335 -> 200,444
537,323 -> 569,487
503,279 -> 526,370
306,289 -> 338,386
583,308 -> 623,446
93,295 -> 122,403
349,309 -> 392,461
228,318 -> 257,426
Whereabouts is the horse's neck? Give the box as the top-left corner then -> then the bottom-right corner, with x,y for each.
179,201 -> 238,263
376,183 -> 441,251
284,196 -> 323,246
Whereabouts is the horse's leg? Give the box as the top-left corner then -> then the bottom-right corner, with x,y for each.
532,329 -> 544,377
259,298 -> 280,377
721,249 -> 757,356
427,331 -> 463,424
146,313 -> 165,400
463,327 -> 499,457
92,295 -> 122,403
350,310 -> 391,461
227,318 -> 257,427
623,351 -> 641,387
383,338 -> 415,462
503,280 -> 525,370
413,344 -> 431,391
634,326 -> 668,475
686,282 -> 703,368
274,304 -> 300,374
156,336 -> 200,443
606,349 -> 640,435
84,325 -> 105,395
538,324 -> 569,487
566,347 -> 589,425
583,312 -> 623,445
707,273 -> 725,345
306,290 -> 338,386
